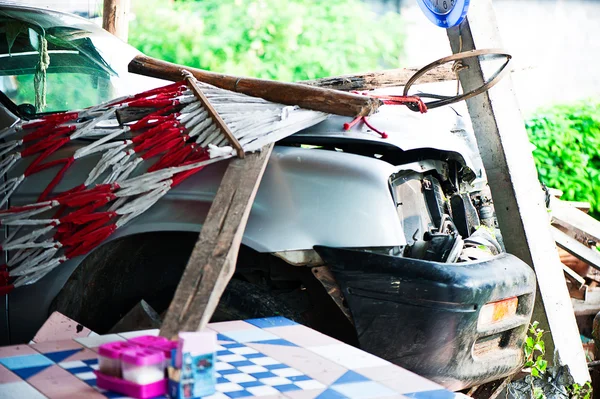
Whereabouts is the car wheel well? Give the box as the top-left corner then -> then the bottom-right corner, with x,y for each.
50,231 -> 357,345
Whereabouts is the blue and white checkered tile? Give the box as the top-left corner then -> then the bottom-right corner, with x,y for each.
58,358 -> 99,386
314,370 -> 402,399
0,353 -> 54,380
214,342 -> 325,397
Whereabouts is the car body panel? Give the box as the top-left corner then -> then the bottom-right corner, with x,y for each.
315,246 -> 536,390
6,144 -> 407,342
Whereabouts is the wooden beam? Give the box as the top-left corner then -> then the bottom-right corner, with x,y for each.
102,0 -> 130,42
553,227 -> 600,272
128,55 -> 382,117
573,286 -> 600,316
563,263 -> 586,290
565,201 -> 592,214
301,64 -> 455,91
160,145 -> 273,338
566,281 -> 587,300
551,197 -> 600,247
185,76 -> 244,158
446,0 -> 589,383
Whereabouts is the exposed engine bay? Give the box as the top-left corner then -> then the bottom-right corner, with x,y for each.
393,166 -> 504,265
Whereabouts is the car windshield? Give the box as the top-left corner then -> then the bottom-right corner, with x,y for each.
0,5 -> 167,115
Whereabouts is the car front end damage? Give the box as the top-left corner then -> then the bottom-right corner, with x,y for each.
0,6 -> 537,386
295,110 -> 538,389
315,246 -> 536,391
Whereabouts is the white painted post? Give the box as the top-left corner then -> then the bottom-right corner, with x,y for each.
446,0 -> 589,384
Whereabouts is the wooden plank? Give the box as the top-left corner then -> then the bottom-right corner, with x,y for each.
446,0 -> 589,383
587,268 -> 600,284
566,281 -> 587,300
563,263 -> 586,290
558,247 -> 590,278
573,287 -> 600,316
160,144 -> 273,338
128,55 -> 382,117
102,0 -> 130,42
302,64 -> 455,91
573,299 -> 600,316
552,227 -> 600,271
551,197 -> 600,247
185,76 -> 244,158
565,201 -> 591,214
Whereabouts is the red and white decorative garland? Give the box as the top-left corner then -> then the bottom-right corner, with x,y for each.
0,75 -> 328,293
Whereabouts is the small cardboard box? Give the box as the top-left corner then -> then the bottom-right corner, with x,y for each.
167,332 -> 216,399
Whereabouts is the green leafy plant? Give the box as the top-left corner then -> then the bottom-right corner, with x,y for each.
524,321 -> 548,378
526,101 -> 600,220
568,382 -> 593,399
519,322 -> 592,399
128,0 -> 404,82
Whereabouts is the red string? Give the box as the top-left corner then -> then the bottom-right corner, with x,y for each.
362,117 -> 388,139
0,285 -> 14,295
127,81 -> 186,100
23,138 -> 72,177
129,115 -> 179,132
0,267 -> 13,294
149,142 -> 195,172
60,215 -> 116,247
58,196 -> 112,222
23,124 -> 75,143
38,157 -> 75,202
131,121 -> 179,144
56,184 -> 116,207
342,116 -> 387,138
21,127 -> 75,157
21,112 -> 79,130
134,128 -> 182,153
64,224 -> 117,258
343,116 -> 363,131
141,135 -> 188,160
171,166 -> 205,187
127,98 -> 176,109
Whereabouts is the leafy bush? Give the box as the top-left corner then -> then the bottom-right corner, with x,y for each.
128,0 -> 404,82
526,102 -> 600,219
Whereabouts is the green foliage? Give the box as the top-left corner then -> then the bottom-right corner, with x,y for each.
568,382 -> 593,399
524,321 -> 548,378
128,0 -> 404,82
526,102 -> 600,219
522,322 -> 592,399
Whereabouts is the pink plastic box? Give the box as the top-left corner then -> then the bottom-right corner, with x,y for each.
97,340 -> 168,398
98,341 -> 138,377
96,372 -> 167,399
130,335 -> 178,358
121,346 -> 166,385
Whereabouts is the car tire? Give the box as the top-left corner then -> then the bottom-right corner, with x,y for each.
211,279 -> 306,324
50,232 -> 307,333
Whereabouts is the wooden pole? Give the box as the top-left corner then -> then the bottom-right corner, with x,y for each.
128,55 -> 382,117
103,0 -> 131,42
446,0 -> 589,384
301,64 -> 455,91
160,145 -> 273,338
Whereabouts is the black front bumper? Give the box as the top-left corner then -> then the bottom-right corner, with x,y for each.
314,247 -> 537,391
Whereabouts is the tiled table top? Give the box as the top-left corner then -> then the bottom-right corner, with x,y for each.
0,317 -> 462,399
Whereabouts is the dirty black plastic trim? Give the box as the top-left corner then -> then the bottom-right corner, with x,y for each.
314,246 -> 536,390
